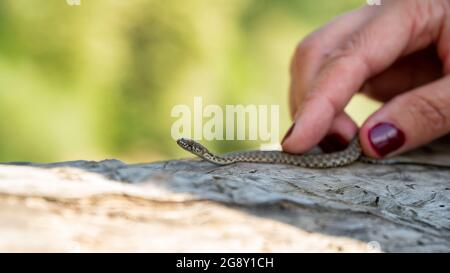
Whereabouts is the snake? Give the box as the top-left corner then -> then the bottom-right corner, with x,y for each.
176,137 -> 397,168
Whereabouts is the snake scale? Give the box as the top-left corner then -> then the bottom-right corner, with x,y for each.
176,137 -> 397,168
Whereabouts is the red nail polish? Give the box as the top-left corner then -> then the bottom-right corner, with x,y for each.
281,122 -> 295,145
369,122 -> 405,157
319,133 -> 349,153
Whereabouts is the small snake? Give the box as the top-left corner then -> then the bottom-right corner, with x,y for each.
176,137 -> 394,168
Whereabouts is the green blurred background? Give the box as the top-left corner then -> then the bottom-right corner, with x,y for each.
0,0 -> 380,163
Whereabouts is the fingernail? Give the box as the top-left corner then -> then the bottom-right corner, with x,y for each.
369,122 -> 405,157
281,122 -> 296,145
319,133 -> 349,153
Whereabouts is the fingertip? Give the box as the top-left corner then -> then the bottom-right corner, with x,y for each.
329,112 -> 358,139
318,133 -> 350,153
281,98 -> 336,153
359,125 -> 381,158
360,119 -> 406,158
318,112 -> 358,152
281,116 -> 319,154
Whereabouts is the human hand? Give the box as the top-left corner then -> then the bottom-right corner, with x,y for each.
282,0 -> 450,158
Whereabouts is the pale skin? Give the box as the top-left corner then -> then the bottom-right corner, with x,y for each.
282,0 -> 450,158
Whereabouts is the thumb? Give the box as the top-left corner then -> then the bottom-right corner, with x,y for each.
360,75 -> 450,158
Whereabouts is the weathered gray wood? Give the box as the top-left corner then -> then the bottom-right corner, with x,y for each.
0,138 -> 449,252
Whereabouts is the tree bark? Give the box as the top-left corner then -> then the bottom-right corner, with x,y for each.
1,138 -> 449,252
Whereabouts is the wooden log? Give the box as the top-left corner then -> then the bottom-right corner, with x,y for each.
0,138 -> 449,252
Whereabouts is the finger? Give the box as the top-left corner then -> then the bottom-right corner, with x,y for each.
283,0 -> 447,154
289,6 -> 374,119
360,75 -> 450,158
362,46 -> 443,102
318,112 -> 358,153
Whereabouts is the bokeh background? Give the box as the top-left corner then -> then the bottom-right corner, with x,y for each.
0,0 -> 380,163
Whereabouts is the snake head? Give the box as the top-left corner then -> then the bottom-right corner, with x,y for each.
176,138 -> 209,156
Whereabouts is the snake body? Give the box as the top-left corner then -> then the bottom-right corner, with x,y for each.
176,137 -> 392,168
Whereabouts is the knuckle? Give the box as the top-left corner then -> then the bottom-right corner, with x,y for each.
400,93 -> 448,134
404,0 -> 446,42
338,35 -> 364,57
328,29 -> 368,60
324,32 -> 372,76
290,37 -> 321,75
321,94 -> 339,118
407,0 -> 445,21
305,92 -> 339,118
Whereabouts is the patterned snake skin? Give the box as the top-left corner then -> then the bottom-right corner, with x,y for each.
176,137 -> 391,168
